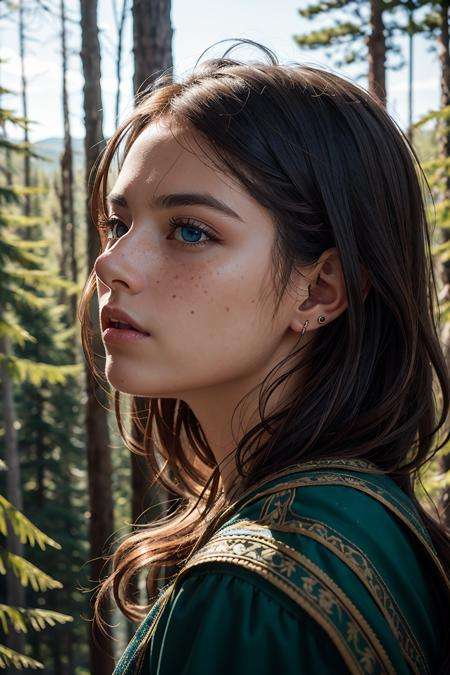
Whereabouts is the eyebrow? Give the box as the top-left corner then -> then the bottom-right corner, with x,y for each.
105,191 -> 244,222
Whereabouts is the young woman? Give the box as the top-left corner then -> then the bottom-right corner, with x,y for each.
79,39 -> 450,674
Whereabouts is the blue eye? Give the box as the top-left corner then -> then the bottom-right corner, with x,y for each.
167,217 -> 218,248
99,217 -> 128,241
98,216 -> 218,249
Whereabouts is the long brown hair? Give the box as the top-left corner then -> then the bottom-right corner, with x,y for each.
78,39 -> 450,667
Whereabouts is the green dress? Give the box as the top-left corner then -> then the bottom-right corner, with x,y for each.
113,458 -> 450,674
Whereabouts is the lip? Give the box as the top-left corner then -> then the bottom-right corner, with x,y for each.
100,304 -> 150,335
103,326 -> 151,345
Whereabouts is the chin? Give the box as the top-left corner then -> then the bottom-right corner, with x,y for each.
104,361 -> 145,396
104,364 -> 172,399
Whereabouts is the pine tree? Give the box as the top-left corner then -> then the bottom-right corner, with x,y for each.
15,159 -> 90,670
0,78 -> 78,669
293,0 -> 407,105
79,2 -> 115,671
0,471 -> 73,670
410,2 -> 450,523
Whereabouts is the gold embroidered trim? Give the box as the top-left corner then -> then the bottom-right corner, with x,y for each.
212,458 -> 384,532
234,471 -> 427,543
224,471 -> 450,596
113,461 -> 391,675
180,531 -> 397,675
257,486 -> 429,671
115,460 -> 444,675
228,501 -> 428,675
246,458 -> 385,484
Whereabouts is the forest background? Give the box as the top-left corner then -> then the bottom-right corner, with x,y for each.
1,0 -> 450,673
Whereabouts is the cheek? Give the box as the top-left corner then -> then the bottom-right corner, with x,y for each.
159,264 -> 273,371
102,263 -> 277,397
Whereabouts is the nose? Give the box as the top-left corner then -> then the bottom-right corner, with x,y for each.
94,239 -> 147,294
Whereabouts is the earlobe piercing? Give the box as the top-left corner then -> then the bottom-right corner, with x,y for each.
300,315 -> 326,337
299,283 -> 326,335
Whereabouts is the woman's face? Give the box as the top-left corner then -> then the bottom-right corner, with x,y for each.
94,118 -> 302,402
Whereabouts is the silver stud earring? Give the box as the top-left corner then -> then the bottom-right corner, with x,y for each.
300,319 -> 309,337
300,315 -> 326,337
299,285 -> 326,335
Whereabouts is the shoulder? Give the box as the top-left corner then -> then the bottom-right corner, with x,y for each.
148,561 -> 348,674
177,463 -> 442,675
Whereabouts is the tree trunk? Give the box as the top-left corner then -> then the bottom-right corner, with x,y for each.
19,0 -> 31,221
0,326 -> 26,656
1,22 -> 27,653
129,398 -> 166,608
35,391 -> 45,509
59,0 -> 78,324
112,0 -> 130,128
132,0 -> 173,101
80,1 -> 115,672
407,4 -> 414,143
367,0 -> 386,106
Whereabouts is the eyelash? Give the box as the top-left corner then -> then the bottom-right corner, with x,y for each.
97,216 -> 218,249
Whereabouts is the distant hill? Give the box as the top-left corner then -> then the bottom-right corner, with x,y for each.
31,137 -> 85,174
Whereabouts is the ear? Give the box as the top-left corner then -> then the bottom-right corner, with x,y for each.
289,248 -> 348,334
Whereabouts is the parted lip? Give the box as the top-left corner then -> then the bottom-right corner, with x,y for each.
101,304 -> 150,334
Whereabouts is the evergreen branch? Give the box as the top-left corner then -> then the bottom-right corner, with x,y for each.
0,186 -> 47,206
0,496 -> 61,550
414,105 -> 450,128
298,0 -> 353,19
0,317 -> 38,347
52,325 -> 79,350
3,247 -> 48,267
2,234 -> 50,250
0,139 -> 45,161
8,266 -> 74,290
0,643 -> 43,670
0,355 -> 83,386
10,185 -> 47,196
6,214 -> 51,229
0,550 -> 63,592
5,267 -> 81,292
438,300 -> 450,322
5,286 -> 50,310
433,200 -> 450,229
0,604 -> 73,635
0,109 -> 29,128
0,80 -> 18,95
0,186 -> 20,207
293,22 -> 362,48
420,157 -> 450,174
431,239 -> 450,260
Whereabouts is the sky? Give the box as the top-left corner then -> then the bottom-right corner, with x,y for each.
0,0 -> 442,143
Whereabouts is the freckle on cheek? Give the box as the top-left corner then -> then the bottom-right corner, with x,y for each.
190,310 -> 195,314
172,294 -> 177,298
225,307 -> 230,312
